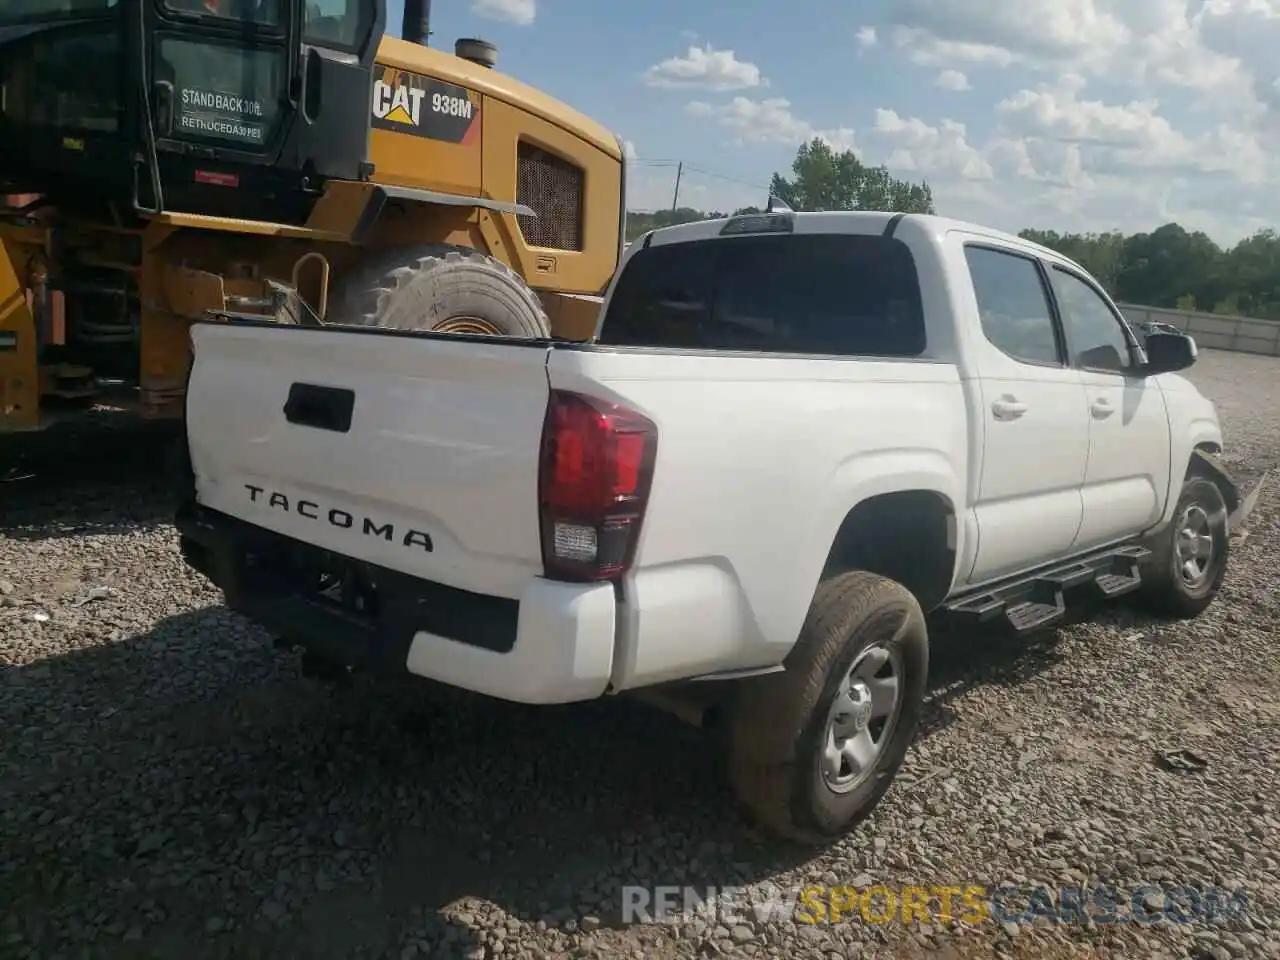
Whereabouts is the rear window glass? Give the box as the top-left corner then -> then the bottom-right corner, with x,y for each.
599,233 -> 927,357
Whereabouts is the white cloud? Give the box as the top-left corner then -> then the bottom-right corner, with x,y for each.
935,69 -> 971,91
842,0 -> 1280,244
888,26 -> 1016,67
470,0 -> 534,25
884,0 -> 1130,70
643,45 -> 767,91
622,139 -> 639,162
870,109 -> 993,180
619,3 -> 1280,245
995,75 -> 1268,184
686,97 -> 855,151
877,0 -> 1273,108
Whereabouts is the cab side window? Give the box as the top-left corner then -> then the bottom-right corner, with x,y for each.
964,245 -> 1062,366
1049,266 -> 1135,374
304,0 -> 369,48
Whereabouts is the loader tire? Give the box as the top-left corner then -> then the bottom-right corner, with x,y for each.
727,570 -> 928,845
335,244 -> 551,338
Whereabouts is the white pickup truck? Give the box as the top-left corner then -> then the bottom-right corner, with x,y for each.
174,209 -> 1264,844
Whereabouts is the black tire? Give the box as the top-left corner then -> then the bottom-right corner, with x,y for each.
1136,475 -> 1230,619
335,244 -> 551,338
727,570 -> 929,845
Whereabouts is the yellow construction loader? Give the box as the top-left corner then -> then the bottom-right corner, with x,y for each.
0,0 -> 624,433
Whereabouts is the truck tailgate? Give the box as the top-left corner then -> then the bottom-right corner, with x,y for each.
185,323 -> 551,600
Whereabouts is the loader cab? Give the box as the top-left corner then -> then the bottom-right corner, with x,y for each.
0,0 -> 384,221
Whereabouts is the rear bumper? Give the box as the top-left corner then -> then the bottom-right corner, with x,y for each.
175,501 -> 617,704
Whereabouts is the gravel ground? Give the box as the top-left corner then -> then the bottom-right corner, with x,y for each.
2,348 -> 1278,960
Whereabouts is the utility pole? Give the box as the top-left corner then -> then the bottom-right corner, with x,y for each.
670,162 -> 683,212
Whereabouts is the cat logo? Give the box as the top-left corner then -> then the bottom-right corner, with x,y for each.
369,67 -> 480,145
372,80 -> 425,127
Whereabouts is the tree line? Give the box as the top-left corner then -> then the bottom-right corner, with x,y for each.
627,138 -> 1280,321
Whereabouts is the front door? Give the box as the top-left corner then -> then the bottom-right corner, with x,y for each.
147,0 -> 292,163
142,0 -> 380,210
1046,264 -> 1172,549
959,241 -> 1091,586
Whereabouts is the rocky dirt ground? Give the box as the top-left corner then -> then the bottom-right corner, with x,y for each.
1,348 -> 1278,960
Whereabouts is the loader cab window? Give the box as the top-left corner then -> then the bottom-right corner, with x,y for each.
0,0 -> 117,24
0,20 -> 122,131
164,0 -> 282,27
157,37 -> 284,147
303,0 -> 372,49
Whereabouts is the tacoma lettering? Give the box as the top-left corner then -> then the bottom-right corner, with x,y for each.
244,484 -> 433,552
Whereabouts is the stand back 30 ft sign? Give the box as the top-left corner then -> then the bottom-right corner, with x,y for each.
370,66 -> 481,145
177,87 -> 267,146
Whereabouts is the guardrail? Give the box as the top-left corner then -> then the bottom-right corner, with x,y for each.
1118,302 -> 1280,357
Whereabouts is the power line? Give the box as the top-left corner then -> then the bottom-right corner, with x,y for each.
682,162 -> 772,191
630,156 -> 772,213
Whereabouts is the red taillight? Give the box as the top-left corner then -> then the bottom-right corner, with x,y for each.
538,389 -> 658,582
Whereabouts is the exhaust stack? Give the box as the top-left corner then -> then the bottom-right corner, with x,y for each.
401,0 -> 431,45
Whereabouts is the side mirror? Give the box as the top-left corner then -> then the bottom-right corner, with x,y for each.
1142,331 -> 1197,374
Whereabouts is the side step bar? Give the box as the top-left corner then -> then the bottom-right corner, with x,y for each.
943,544 -> 1150,635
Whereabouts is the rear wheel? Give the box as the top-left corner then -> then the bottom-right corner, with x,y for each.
335,244 -> 551,338
727,570 -> 929,844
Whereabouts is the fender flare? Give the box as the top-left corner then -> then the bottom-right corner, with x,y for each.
1187,449 -> 1269,535
1188,448 -> 1241,517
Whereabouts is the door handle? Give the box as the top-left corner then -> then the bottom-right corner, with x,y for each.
284,382 -> 355,433
153,80 -> 174,136
1091,398 -> 1115,419
991,396 -> 1028,421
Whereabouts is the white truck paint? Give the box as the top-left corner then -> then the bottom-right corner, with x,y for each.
177,210 -> 1257,843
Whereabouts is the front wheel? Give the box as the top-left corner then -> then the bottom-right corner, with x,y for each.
1136,475 -> 1230,618
727,570 -> 929,845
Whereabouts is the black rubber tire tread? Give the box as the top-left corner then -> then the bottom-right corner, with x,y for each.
334,243 -> 551,338
728,570 -> 928,845
1135,475 -> 1230,619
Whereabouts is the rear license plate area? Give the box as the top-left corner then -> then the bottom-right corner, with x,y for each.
244,540 -> 382,623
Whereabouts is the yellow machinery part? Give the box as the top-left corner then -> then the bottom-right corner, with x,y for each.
0,235 -> 40,432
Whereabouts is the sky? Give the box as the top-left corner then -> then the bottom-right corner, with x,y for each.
394,0 -> 1280,248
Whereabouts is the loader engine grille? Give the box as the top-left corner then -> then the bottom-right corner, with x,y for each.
516,142 -> 584,252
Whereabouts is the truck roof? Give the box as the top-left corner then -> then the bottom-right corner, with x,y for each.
636,210 -> 1087,275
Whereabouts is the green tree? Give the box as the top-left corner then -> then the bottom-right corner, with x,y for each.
1114,223 -> 1226,309
1015,223 -> 1280,321
1019,228 -> 1126,295
768,138 -> 935,214
625,207 -> 725,243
